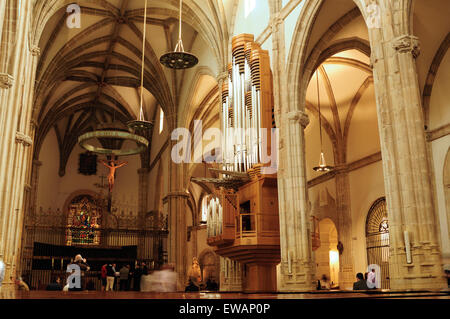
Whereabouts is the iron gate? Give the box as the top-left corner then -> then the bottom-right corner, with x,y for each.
366,197 -> 390,289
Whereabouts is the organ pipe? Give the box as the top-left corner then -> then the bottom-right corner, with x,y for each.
221,34 -> 272,173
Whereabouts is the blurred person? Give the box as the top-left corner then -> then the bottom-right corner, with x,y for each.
185,278 -> 199,292
0,258 -> 5,289
353,273 -> 369,290
140,267 -> 153,292
367,268 -> 376,289
119,264 -> 130,291
46,276 -> 62,291
16,276 -> 30,291
320,274 -> 330,290
159,263 -> 177,292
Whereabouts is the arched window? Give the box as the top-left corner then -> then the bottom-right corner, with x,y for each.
245,0 -> 256,18
201,195 -> 209,224
159,107 -> 164,134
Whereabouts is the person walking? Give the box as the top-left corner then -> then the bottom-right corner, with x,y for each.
106,263 -> 115,291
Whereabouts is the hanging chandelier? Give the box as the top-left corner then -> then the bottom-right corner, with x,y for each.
160,0 -> 198,69
127,0 -> 153,133
79,1 -> 153,155
313,69 -> 334,172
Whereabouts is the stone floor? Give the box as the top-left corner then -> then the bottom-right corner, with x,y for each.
1,290 -> 449,299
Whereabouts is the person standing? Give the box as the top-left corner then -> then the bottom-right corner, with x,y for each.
119,265 -> 130,291
367,268 -> 376,289
70,254 -> 90,291
101,264 -> 107,292
106,263 -> 115,291
133,263 -> 142,291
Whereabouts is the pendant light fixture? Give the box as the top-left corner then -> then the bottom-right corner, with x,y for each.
160,0 -> 198,69
313,69 -> 334,172
79,1 -> 152,156
128,0 -> 153,133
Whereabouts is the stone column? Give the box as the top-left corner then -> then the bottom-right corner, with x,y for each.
219,257 -> 243,291
334,168 -> 354,289
278,110 -> 316,291
137,167 -> 150,260
19,160 -> 42,277
369,23 -> 447,288
165,189 -> 189,291
0,0 -> 35,290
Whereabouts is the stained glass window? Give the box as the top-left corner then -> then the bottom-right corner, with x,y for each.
66,196 -> 101,246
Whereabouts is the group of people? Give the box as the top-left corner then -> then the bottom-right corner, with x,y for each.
100,262 -> 151,292
353,268 -> 378,290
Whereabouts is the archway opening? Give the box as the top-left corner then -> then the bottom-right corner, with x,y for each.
316,218 -> 339,288
365,197 -> 389,289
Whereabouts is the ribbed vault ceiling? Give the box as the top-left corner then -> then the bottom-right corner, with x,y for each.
33,0 -> 224,174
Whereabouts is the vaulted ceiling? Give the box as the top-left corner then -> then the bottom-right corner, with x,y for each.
305,49 -> 380,180
33,0 -> 227,175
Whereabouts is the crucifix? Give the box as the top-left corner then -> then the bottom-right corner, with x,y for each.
99,158 -> 128,192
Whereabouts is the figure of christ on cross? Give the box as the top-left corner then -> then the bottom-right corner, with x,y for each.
99,159 -> 128,192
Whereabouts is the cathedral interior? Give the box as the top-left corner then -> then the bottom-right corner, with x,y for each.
0,0 -> 449,300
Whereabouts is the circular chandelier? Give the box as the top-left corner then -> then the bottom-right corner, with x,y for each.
160,0 -> 198,69
78,129 -> 149,156
313,69 -> 334,172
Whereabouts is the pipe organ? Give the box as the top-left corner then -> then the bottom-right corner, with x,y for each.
221,34 -> 275,173
203,34 -> 280,293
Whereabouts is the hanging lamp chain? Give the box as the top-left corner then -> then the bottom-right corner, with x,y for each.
316,69 -> 323,154
139,0 -> 148,121
174,0 -> 185,52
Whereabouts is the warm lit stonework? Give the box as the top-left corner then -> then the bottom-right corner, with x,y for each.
0,0 -> 448,297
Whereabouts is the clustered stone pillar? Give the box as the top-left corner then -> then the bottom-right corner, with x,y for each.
137,168 -> 150,260
0,0 -> 36,291
368,5 -> 447,289
18,160 -> 42,277
334,169 -> 354,289
166,133 -> 189,291
277,110 -> 316,291
219,257 -> 243,292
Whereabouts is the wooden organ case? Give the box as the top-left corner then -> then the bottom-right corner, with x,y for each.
202,34 -> 280,292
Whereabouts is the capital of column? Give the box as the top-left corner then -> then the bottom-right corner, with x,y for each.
287,110 -> 309,128
15,132 -> 33,147
392,35 -> 420,59
30,45 -> 41,57
163,191 -> 190,202
216,71 -> 228,83
270,16 -> 283,33
0,73 -> 14,89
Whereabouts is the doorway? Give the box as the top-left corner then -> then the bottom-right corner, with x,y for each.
366,197 -> 390,289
